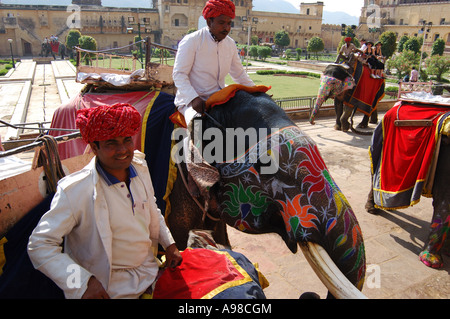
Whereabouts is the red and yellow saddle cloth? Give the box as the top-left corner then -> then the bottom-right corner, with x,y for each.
371,101 -> 450,209
344,64 -> 385,116
151,248 -> 268,299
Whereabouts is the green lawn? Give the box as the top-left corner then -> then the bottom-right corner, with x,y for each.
226,73 -> 321,99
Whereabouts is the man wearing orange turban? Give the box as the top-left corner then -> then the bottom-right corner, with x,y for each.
173,0 -> 255,127
28,103 -> 182,299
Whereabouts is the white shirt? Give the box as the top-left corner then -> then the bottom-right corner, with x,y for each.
410,69 -> 419,82
173,27 -> 254,108
99,166 -> 158,298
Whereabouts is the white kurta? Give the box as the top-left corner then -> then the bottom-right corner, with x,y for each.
27,151 -> 175,299
173,27 -> 254,124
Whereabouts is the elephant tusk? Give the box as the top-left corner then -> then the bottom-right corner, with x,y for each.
299,242 -> 368,299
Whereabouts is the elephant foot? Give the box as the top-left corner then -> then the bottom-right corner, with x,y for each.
419,250 -> 444,269
341,121 -> 350,132
334,124 -> 341,131
365,199 -> 385,215
356,123 -> 368,129
366,206 -> 384,215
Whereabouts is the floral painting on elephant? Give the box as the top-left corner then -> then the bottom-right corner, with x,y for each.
216,126 -> 366,289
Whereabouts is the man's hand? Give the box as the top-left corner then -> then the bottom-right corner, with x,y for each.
165,244 -> 183,268
81,276 -> 110,299
191,97 -> 206,114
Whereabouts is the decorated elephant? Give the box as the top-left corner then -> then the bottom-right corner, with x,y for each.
310,54 -> 385,134
166,88 -> 366,298
365,102 -> 450,269
40,41 -> 66,59
35,86 -> 367,298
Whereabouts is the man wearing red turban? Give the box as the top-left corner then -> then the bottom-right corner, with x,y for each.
202,0 -> 236,20
173,0 -> 255,127
335,36 -> 361,64
28,103 -> 182,299
76,103 -> 141,144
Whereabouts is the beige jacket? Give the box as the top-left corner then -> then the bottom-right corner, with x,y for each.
27,151 -> 175,299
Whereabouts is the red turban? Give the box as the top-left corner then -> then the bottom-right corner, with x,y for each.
202,0 -> 235,20
76,103 -> 141,143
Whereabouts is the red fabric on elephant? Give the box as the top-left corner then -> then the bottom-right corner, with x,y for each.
152,248 -> 268,299
50,41 -> 59,53
344,65 -> 385,115
371,102 -> 450,209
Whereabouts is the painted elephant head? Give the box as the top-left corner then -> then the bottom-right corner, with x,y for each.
310,64 -> 355,125
170,90 -> 366,298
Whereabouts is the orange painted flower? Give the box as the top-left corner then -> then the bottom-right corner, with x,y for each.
277,194 -> 318,239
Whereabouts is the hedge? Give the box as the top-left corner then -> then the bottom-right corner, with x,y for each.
256,70 -> 321,78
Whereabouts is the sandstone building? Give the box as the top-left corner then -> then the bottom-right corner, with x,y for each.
0,0 -> 324,57
1,0 -> 449,58
358,0 -> 450,53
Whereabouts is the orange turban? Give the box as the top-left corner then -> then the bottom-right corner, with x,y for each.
202,0 -> 235,20
76,103 -> 141,143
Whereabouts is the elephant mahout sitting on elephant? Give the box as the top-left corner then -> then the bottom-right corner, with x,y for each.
310,54 -> 384,135
167,89 -> 367,298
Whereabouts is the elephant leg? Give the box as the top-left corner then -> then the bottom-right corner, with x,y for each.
340,104 -> 353,132
419,136 -> 450,268
334,99 -> 343,131
357,110 -> 377,128
369,110 -> 378,124
357,115 -> 369,129
365,184 -> 385,215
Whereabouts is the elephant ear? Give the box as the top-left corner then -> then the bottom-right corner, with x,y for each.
186,138 -> 220,197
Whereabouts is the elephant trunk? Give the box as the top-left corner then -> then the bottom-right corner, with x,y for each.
310,74 -> 355,125
309,76 -> 330,125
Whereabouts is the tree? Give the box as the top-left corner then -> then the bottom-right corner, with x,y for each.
249,45 -> 258,59
431,38 -> 445,56
307,36 -> 324,60
285,49 -> 294,60
274,30 -> 290,49
295,48 -> 303,60
257,46 -> 272,61
387,50 -> 420,80
403,37 -> 421,54
251,35 -> 259,46
379,31 -> 397,60
397,35 -> 409,53
66,29 -> 82,59
78,35 -> 97,65
425,55 -> 450,81
342,25 -> 357,39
